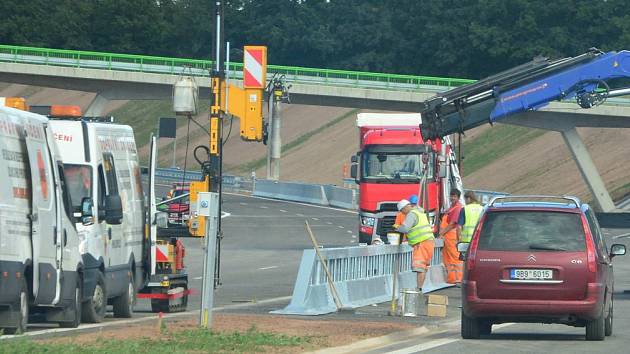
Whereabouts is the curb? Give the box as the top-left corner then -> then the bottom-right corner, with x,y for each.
307,326 -> 430,354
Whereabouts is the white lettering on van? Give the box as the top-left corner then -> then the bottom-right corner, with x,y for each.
479,258 -> 501,262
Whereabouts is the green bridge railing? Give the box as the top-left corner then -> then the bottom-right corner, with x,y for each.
0,44 -> 475,89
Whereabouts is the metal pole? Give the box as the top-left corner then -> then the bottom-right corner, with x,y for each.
266,92 -> 273,179
199,192 -> 219,328
270,92 -> 282,180
172,137 -> 177,168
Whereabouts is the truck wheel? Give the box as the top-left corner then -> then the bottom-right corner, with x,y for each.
59,279 -> 82,328
113,276 -> 135,318
82,271 -> 107,323
4,279 -> 29,334
461,308 -> 480,339
605,299 -> 613,336
586,305 -> 605,341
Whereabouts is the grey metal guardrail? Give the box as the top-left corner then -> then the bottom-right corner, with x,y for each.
144,167 -> 248,191
253,179 -> 357,210
272,238 -> 449,316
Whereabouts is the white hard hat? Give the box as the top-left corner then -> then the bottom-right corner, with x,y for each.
397,199 -> 411,211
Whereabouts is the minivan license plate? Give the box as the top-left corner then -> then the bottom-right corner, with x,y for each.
510,269 -> 552,280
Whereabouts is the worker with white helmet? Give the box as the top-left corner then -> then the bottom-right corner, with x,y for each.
395,198 -> 435,291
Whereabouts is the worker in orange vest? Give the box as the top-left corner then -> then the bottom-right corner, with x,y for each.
438,189 -> 464,285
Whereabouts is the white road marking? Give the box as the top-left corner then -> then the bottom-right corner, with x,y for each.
326,222 -> 333,225
259,205 -> 268,209
225,192 -> 358,214
346,230 -> 353,233
312,217 -> 319,221
259,266 -> 279,270
296,213 -> 305,217
388,322 -> 515,353
613,232 -> 630,239
338,225 -> 345,229
352,235 -> 357,238
279,209 -> 287,213
193,276 -> 202,280
221,211 -> 231,219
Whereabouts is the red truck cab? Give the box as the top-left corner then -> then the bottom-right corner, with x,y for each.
350,113 -> 447,244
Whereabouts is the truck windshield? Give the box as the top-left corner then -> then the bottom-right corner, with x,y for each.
362,152 -> 432,182
63,164 -> 92,211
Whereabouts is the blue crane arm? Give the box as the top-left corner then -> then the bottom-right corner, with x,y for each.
420,49 -> 630,141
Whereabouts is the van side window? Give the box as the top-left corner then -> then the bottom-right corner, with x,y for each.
585,210 -> 608,262
102,153 -> 119,195
57,164 -> 73,219
98,165 -> 106,210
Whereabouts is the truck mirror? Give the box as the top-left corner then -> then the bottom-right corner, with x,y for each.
351,155 -> 358,164
80,197 -> 95,226
350,165 -> 358,181
104,194 -> 123,225
438,165 -> 447,178
156,211 -> 168,228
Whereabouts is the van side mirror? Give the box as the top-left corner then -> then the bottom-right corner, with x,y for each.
610,244 -> 626,258
80,197 -> 95,226
457,242 -> 469,253
104,195 -> 123,225
156,211 -> 168,228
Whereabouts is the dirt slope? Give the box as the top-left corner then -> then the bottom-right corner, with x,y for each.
3,83 -> 630,202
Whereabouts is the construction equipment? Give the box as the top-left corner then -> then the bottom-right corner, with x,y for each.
419,48 -> 630,141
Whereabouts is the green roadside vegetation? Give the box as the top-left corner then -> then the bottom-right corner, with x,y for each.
109,100 -> 174,150
234,108 -> 359,174
460,124 -> 546,175
1,327 -> 312,354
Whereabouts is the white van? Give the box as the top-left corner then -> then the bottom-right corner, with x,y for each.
0,105 -> 83,334
49,111 -> 146,322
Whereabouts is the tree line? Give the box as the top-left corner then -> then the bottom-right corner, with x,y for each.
1,0 -> 629,78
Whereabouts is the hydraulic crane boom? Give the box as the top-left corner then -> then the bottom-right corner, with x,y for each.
420,48 -> 630,140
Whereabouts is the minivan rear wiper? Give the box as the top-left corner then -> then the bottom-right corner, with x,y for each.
528,243 -> 567,251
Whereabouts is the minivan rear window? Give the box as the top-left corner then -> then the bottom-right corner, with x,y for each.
477,211 -> 586,252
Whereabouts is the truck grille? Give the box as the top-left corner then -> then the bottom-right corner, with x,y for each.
377,216 -> 397,235
378,203 -> 398,212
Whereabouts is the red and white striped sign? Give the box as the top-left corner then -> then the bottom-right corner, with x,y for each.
156,245 -> 169,262
243,46 -> 267,89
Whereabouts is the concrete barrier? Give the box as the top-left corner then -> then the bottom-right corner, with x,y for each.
324,185 -> 357,210
253,179 -> 329,205
272,240 -> 450,316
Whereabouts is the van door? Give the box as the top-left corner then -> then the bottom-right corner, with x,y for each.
25,128 -> 61,305
148,135 -> 157,276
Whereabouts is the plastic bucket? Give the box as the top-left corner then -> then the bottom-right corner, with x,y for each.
400,288 -> 424,317
387,233 -> 401,245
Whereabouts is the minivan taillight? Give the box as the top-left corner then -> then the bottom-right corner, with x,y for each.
581,215 -> 597,273
466,215 -> 485,271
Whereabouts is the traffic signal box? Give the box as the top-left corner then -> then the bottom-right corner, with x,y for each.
188,177 -> 210,237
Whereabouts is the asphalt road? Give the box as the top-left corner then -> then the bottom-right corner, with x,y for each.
369,228 -> 630,353
137,190 -> 359,312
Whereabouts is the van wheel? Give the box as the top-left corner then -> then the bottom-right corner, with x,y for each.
82,271 -> 106,323
59,279 -> 82,328
604,299 -> 613,336
586,305 -> 605,341
461,309 -> 480,339
113,276 -> 135,318
4,279 -> 29,334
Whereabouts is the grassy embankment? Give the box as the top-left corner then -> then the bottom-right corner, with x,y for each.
1,327 -> 311,354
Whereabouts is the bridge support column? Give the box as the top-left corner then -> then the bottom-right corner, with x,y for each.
85,93 -> 109,116
561,127 -> 616,212
269,92 -> 282,180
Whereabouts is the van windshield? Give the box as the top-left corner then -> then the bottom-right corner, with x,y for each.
477,211 -> 586,252
63,164 -> 92,211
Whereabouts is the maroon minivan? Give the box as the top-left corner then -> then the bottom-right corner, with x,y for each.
459,196 -> 626,341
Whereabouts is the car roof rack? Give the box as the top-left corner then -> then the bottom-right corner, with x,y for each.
487,195 -> 581,208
